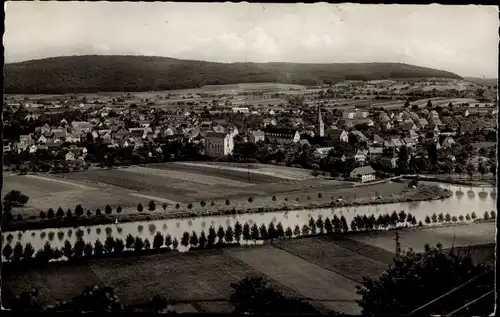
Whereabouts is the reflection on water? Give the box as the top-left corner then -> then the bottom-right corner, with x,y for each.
455,190 -> 464,198
478,191 -> 488,199
467,190 -> 475,198
2,183 -> 496,258
48,232 -> 54,241
490,191 -> 496,199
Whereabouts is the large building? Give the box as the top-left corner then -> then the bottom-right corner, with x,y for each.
264,127 -> 300,144
204,132 -> 235,157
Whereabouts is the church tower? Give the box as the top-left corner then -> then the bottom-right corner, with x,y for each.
317,103 -> 325,137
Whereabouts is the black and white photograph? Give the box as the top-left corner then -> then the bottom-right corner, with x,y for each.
1,2 -> 497,315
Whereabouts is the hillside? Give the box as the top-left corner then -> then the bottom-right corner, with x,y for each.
4,55 -> 462,94
463,77 -> 498,87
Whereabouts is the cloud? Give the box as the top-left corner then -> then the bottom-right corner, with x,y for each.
179,27 -> 281,62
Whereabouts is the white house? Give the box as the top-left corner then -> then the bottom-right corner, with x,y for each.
264,128 -> 300,144
65,152 -> 76,161
204,132 -> 235,157
350,166 -> 376,183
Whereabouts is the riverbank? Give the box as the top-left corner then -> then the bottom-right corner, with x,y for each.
2,184 -> 451,232
402,175 -> 496,187
2,222 -> 494,314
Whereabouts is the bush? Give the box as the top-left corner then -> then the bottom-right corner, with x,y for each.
3,190 -> 29,207
40,211 -> 46,219
248,197 -> 253,203
175,203 -> 180,209
211,201 -> 215,206
483,211 -> 489,220
96,208 -> 102,217
200,200 -> 206,207
105,205 -> 112,215
490,210 -> 496,219
148,200 -> 156,211
272,196 -> 277,201
162,203 -> 168,210
137,203 -> 143,212
86,210 -> 92,217
66,209 -> 72,218
187,203 -> 193,209
226,199 -> 230,206
116,206 -> 122,214
318,193 -> 323,198
471,212 -> 477,219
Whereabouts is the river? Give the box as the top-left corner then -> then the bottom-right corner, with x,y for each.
1,182 -> 496,260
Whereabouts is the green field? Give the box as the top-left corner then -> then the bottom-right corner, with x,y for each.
2,223 -> 493,314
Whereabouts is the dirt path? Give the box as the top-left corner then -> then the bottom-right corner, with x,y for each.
24,175 -> 96,190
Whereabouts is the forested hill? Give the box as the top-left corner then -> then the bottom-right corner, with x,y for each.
4,55 -> 463,94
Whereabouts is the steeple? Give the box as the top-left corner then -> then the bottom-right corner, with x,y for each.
317,103 -> 324,137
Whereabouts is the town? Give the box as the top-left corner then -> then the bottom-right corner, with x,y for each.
3,79 -> 497,182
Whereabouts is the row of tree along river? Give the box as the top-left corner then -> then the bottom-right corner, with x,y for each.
1,182 -> 496,262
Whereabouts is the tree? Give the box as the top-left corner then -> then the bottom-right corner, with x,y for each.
272,195 -> 277,201
259,223 -> 268,240
172,238 -> 179,251
455,164 -> 463,177
84,243 -> 93,258
301,224 -> 309,235
148,200 -> 156,211
465,213 -> 471,221
315,217 -> 324,234
431,213 -> 438,223
426,100 -> 433,108
12,242 -> 24,261
56,207 -> 64,219
425,215 -> 431,224
94,240 -> 104,256
104,236 -> 115,253
340,215 -> 348,232
3,190 -> 29,207
187,203 -> 193,209
47,208 -> 55,219
242,223 -> 251,243
438,213 -> 444,222
75,204 -> 84,217
234,221 -> 243,243
162,203 -> 168,210
63,240 -> 73,259
471,212 -> 477,220
200,200 -> 206,207
96,208 -> 102,217
164,234 -> 173,250
230,276 -> 320,314
225,199 -> 230,206
137,203 -> 143,212
285,227 -> 293,239
478,163 -> 487,180
23,242 -> 35,260
73,239 -> 85,257
87,210 -> 92,217
225,226 -> 234,244
483,211 -> 490,220
40,211 -> 47,219
153,232 -> 164,249
251,224 -> 260,242
114,239 -> 124,253
445,213 -> 451,222
308,217 -> 317,234
175,203 -> 180,209
134,237 -> 144,252
125,234 -> 135,249
268,222 -> 277,239
189,231 -> 199,248
275,223 -> 285,238
248,197 -> 253,203
181,231 -> 191,248
104,205 -> 112,215
66,209 -> 73,218
466,163 -> 476,179
356,244 -> 494,315
324,217 -> 333,233
398,210 -> 407,223
207,227 -> 217,247
198,231 -> 207,249
293,225 -> 301,237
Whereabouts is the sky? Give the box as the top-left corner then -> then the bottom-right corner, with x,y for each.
4,2 -> 499,78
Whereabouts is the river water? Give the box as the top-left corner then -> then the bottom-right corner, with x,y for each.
2,183 -> 496,259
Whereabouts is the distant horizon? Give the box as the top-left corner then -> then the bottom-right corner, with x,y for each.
7,53 -> 498,80
5,3 -> 498,78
